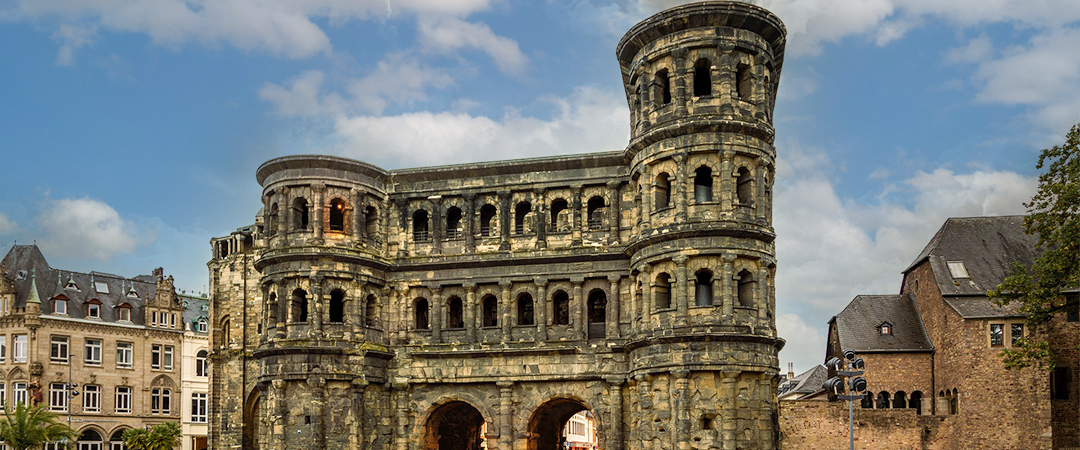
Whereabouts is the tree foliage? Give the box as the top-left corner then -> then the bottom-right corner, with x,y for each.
0,403 -> 78,450
990,123 -> 1080,370
122,422 -> 181,450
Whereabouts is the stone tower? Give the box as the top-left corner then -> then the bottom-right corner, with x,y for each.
207,2 -> 785,450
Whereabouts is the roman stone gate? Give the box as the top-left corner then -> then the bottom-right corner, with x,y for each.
207,2 -> 786,449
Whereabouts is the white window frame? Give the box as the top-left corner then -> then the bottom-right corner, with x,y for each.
196,319 -> 208,333
49,383 -> 67,412
13,335 -> 27,363
196,351 -> 208,377
116,342 -> 133,368
50,336 -> 69,363
947,261 -> 970,279
151,388 -> 171,415
54,299 -> 67,315
0,382 -> 6,408
118,306 -> 131,322
0,335 -> 6,362
114,387 -> 132,414
151,344 -> 161,369
13,382 -> 27,405
191,392 -> 208,423
82,384 -> 101,413
85,339 -> 102,365
87,302 -> 101,319
163,345 -> 174,370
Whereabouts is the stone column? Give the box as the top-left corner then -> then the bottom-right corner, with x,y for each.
535,278 -> 548,341
607,275 -> 620,339
498,191 -> 511,251
722,254 -> 736,317
311,276 -> 324,336
571,278 -> 585,340
352,377 -> 368,449
464,282 -> 477,343
637,374 -> 653,446
674,154 -> 688,221
500,281 -> 512,342
312,183 -> 325,239
673,370 -> 690,450
431,197 -> 443,254
756,159 -> 767,222
640,72 -> 653,128
606,377 -> 625,450
673,47 -> 688,115
309,377 -> 327,450
281,187 -> 292,236
464,193 -> 476,252
395,198 -> 409,257
640,177 -> 652,229
393,380 -> 409,450
261,194 -> 271,236
497,381 -> 514,450
720,150 -> 734,216
721,371 -> 738,450
270,379 -> 287,450
607,181 -> 621,244
641,265 -> 653,330
431,286 -> 443,343
534,189 -> 547,249
352,189 -> 364,241
674,255 -> 689,324
758,266 -> 769,322
571,185 -> 584,247
352,280 -> 366,337
395,286 -> 407,342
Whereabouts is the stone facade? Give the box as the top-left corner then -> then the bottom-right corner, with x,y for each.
208,2 -> 787,450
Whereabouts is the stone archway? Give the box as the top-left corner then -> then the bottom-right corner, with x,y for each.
527,398 -> 599,450
242,388 -> 261,450
424,401 -> 486,450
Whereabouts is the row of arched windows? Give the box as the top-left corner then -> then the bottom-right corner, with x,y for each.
272,289 -> 380,326
266,197 -> 379,237
410,196 -> 611,242
412,289 -> 607,330
651,165 -> 755,211
861,390 -> 924,414
651,268 -> 756,309
633,55 -> 764,115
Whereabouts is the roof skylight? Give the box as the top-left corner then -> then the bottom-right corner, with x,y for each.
947,261 -> 970,279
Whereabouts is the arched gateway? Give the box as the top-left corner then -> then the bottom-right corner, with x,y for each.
208,2 -> 786,450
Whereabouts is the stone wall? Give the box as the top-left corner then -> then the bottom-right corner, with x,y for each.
780,401 -> 953,450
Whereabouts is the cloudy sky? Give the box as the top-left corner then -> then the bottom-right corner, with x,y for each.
1,0 -> 1076,373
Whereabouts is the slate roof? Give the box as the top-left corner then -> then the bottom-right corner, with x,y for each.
181,293 -> 210,334
831,294 -> 932,353
2,244 -> 158,325
778,364 -> 828,400
903,216 -> 1038,318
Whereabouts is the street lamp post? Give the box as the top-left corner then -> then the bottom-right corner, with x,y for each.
824,349 -> 867,450
65,359 -> 79,427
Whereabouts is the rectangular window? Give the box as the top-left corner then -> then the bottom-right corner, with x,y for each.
14,382 -> 27,405
0,382 -> 5,408
82,385 -> 100,413
118,307 -> 131,322
84,339 -> 102,365
49,383 -> 66,412
1052,367 -> 1073,400
54,299 -> 67,315
50,336 -> 69,363
191,393 -> 208,423
0,335 -> 6,362
13,335 -> 27,363
152,344 -> 161,369
163,345 -> 174,370
151,388 -> 171,414
115,387 -> 132,413
1011,323 -> 1024,345
116,342 -> 133,368
990,323 -> 1004,347
87,303 -> 100,319
946,261 -> 970,278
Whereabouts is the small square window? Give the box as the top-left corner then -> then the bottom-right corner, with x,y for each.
118,306 -> 131,322
54,299 -> 67,315
990,323 -> 1004,347
1011,323 -> 1024,345
947,261 -> 970,279
87,302 -> 101,319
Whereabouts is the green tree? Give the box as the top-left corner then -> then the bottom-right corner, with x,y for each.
122,422 -> 182,450
990,123 -> 1080,370
0,403 -> 78,450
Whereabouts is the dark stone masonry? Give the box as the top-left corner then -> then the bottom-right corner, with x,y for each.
208,2 -> 787,449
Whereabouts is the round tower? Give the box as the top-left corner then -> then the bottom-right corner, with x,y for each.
252,155 -> 393,450
619,2 -> 785,448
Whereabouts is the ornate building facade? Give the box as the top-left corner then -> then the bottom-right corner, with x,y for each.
208,2 -> 787,449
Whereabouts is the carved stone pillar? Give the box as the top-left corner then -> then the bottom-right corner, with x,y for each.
756,159 -> 767,222
352,280 -> 366,337
311,276 -> 324,336
464,282 -> 477,343
607,181 -> 621,244
571,186 -> 584,247
606,377 -> 625,450
499,281 -> 512,342
352,377 -> 368,448
534,189 -> 547,249
674,154 -> 688,221
721,371 -> 738,450
722,253 -> 736,317
395,198 -> 409,257
352,189 -> 364,241
464,193 -> 476,252
312,183 -> 325,239
498,381 -> 514,450
393,380 -> 409,450
571,278 -> 585,340
535,278 -> 548,341
720,150 -> 734,216
431,197 -> 443,254
281,186 -> 293,236
673,47 -> 688,115
641,265 -> 653,331
674,255 -> 689,324
673,369 -> 691,450
758,266 -> 769,322
431,286 -> 443,343
640,177 -> 652,229
269,379 -> 287,450
607,275 -> 620,339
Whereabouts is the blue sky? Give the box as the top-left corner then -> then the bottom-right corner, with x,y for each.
1,0 -> 1077,373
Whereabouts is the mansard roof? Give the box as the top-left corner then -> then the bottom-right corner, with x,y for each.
1,244 -> 158,324
778,364 -> 828,400
830,294 -> 932,353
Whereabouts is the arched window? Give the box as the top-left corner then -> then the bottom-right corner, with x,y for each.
893,391 -> 907,409
414,298 -> 429,330
269,203 -> 279,236
587,196 -> 605,230
291,289 -> 308,322
695,269 -> 713,307
654,173 -> 671,210
446,207 -> 463,239
861,391 -> 874,409
221,317 -> 231,348
482,295 -> 498,327
218,241 -> 229,259
737,270 -> 754,307
655,69 -> 671,104
694,166 -> 713,203
413,210 -> 430,242
328,198 -> 346,232
365,294 -> 378,327
447,297 -> 464,329
480,204 -> 497,237
328,289 -> 345,323
550,199 -> 570,232
80,429 -> 103,449
588,290 -> 606,324
694,58 -> 712,97
552,291 -> 570,325
909,391 -> 923,414
736,167 -> 753,206
515,201 -> 532,234
109,430 -> 126,450
517,293 -> 534,326
196,350 -> 209,377
364,205 -> 378,237
876,391 -> 890,409
655,273 -> 672,309
736,62 -> 752,100
292,197 -> 309,230
949,388 -> 958,414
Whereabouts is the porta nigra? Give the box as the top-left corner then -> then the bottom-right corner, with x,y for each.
208,2 -> 787,449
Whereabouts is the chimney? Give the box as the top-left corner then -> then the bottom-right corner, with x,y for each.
787,363 -> 794,380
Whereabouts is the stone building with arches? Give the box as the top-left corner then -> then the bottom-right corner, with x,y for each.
208,2 -> 787,450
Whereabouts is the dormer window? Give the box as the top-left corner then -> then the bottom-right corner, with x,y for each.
64,276 -> 79,291
880,322 -> 893,336
87,299 -> 102,319
947,261 -> 970,279
54,299 -> 68,315
118,304 -> 132,322
127,287 -> 139,298
195,318 -> 208,333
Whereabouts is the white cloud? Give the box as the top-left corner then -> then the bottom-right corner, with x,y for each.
0,213 -> 20,247
773,141 -> 1036,373
51,24 -> 96,66
346,53 -> 454,114
332,85 -> 629,168
946,34 -> 993,64
259,70 -> 346,117
34,197 -> 154,260
777,313 -> 828,372
417,17 -> 529,75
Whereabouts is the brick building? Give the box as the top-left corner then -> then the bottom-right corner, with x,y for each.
783,216 -> 1080,449
207,2 -> 789,450
0,245 -> 189,450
